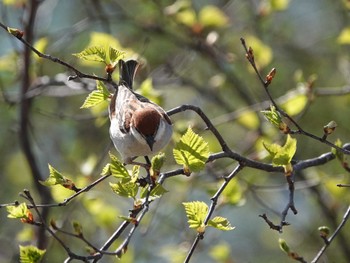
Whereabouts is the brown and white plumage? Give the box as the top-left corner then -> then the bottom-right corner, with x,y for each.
109,60 -> 173,164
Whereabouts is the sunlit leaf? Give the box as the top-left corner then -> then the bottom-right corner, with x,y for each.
209,242 -> 231,262
199,5 -> 229,28
280,93 -> 308,116
19,245 -> 46,263
80,80 -> 110,109
7,203 -> 30,220
221,179 -> 245,206
151,152 -> 166,177
261,105 -> 283,128
175,9 -> 197,27
245,35 -> 273,68
237,109 -> 260,130
269,0 -> 290,11
263,135 -> 297,166
208,216 -> 235,231
73,46 -> 107,63
108,47 -> 125,65
33,37 -> 48,63
173,127 -> 210,172
108,153 -> 130,180
110,181 -> 138,199
337,27 -> 350,44
80,91 -> 106,109
183,201 -> 208,232
140,183 -> 168,200
40,164 -> 76,190
136,78 -> 163,106
89,32 -> 121,49
83,198 -> 120,226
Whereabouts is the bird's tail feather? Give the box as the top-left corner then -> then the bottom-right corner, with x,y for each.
119,59 -> 139,90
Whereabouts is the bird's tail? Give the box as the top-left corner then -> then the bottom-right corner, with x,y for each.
119,59 -> 139,90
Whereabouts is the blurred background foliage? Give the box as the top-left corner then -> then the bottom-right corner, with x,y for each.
1,0 -> 350,262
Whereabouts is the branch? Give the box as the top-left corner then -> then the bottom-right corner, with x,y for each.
184,164 -> 243,262
0,21 -> 115,85
240,37 -> 350,156
311,205 -> 350,263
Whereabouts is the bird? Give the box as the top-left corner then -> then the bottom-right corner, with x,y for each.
109,59 -> 173,165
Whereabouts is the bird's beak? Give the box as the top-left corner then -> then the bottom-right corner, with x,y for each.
145,136 -> 155,151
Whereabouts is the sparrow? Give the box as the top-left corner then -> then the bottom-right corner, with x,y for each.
109,59 -> 173,165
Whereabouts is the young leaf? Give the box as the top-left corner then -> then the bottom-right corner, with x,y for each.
279,238 -> 290,254
199,5 -> 229,28
108,153 -> 130,180
173,127 -> 210,172
73,46 -> 107,63
318,226 -> 330,238
40,164 -> 77,190
208,216 -> 235,231
261,105 -> 289,133
80,91 -> 106,109
151,152 -> 166,177
263,135 -> 297,166
72,221 -> 83,236
7,203 -> 31,220
183,201 -> 208,233
110,181 -> 138,199
137,78 -> 163,106
108,47 -> 125,66
19,245 -> 46,263
140,183 -> 168,200
81,80 -> 111,109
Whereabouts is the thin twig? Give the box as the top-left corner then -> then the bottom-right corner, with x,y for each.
184,164 -> 243,263
240,37 -> 350,156
311,205 -> 350,263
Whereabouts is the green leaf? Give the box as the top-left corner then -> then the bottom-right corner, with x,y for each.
140,183 -> 168,200
19,245 -> 46,263
199,5 -> 229,28
173,127 -> 210,172
80,90 -> 106,109
110,181 -> 138,199
33,37 -> 48,56
280,93 -> 308,116
108,153 -> 131,180
7,203 -> 29,219
245,35 -> 273,68
136,78 -> 163,106
208,216 -> 235,231
269,0 -> 290,11
73,46 -> 107,63
237,109 -> 260,130
72,221 -> 83,235
80,80 -> 111,109
209,242 -> 231,262
183,201 -> 208,232
261,105 -> 282,128
337,27 -> 350,44
222,179 -> 245,206
108,47 -> 125,66
278,238 -> 290,254
151,152 -> 166,175
40,164 -> 74,189
263,135 -> 297,166
175,9 -> 197,27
